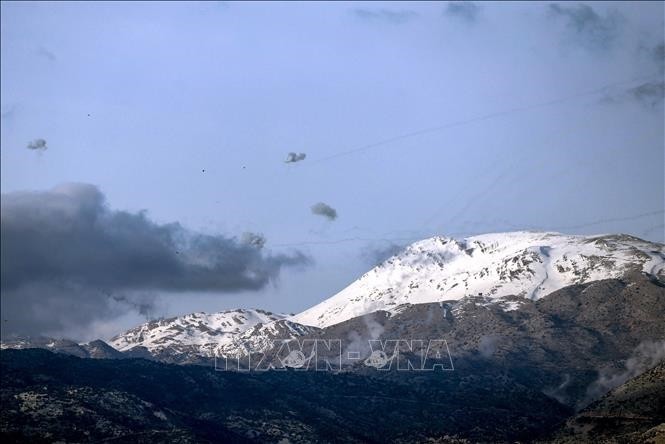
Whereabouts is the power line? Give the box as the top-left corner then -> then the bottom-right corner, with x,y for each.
272,236 -> 424,248
309,73 -> 661,164
547,210 -> 665,231
271,210 -> 664,248
275,73 -> 663,248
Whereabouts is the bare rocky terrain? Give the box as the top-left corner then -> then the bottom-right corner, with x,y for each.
544,361 -> 665,443
1,272 -> 664,442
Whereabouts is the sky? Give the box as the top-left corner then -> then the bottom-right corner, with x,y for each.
1,1 -> 663,341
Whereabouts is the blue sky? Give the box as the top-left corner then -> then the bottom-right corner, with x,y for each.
1,1 -> 663,339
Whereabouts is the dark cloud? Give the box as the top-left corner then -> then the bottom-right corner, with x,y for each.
26,138 -> 47,151
311,202 -> 338,221
363,242 -> 405,266
109,293 -> 159,319
352,8 -> 418,25
0,183 -> 311,337
285,152 -> 306,163
548,3 -> 623,51
444,1 -> 479,23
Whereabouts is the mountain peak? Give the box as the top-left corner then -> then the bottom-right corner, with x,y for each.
109,308 -> 287,356
290,231 -> 664,328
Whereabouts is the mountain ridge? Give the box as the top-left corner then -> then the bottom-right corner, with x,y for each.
291,231 -> 664,328
3,231 -> 663,367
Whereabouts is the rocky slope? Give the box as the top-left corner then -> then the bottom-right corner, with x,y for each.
107,308 -> 298,364
0,348 -> 572,443
215,319 -> 319,359
253,272 -> 665,409
545,361 -> 665,443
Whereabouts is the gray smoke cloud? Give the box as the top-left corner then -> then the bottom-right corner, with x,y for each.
285,152 -> 306,163
36,46 -> 56,62
601,42 -> 664,108
109,292 -> 159,319
543,373 -> 572,405
26,138 -> 47,151
363,242 -> 405,266
478,335 -> 500,358
548,3 -> 623,51
1,183 -> 311,337
343,313 -> 386,363
602,81 -> 665,108
311,202 -> 338,221
444,2 -> 479,23
353,8 -> 418,25
1,105 -> 17,120
628,82 -> 665,107
241,232 -> 267,249
580,340 -> 665,408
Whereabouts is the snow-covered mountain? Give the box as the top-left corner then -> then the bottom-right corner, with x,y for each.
109,309 -> 303,362
290,232 -> 664,328
215,319 -> 318,358
68,231 -> 664,362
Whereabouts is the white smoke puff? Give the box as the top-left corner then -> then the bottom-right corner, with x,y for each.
478,335 -> 500,358
580,340 -> 665,408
